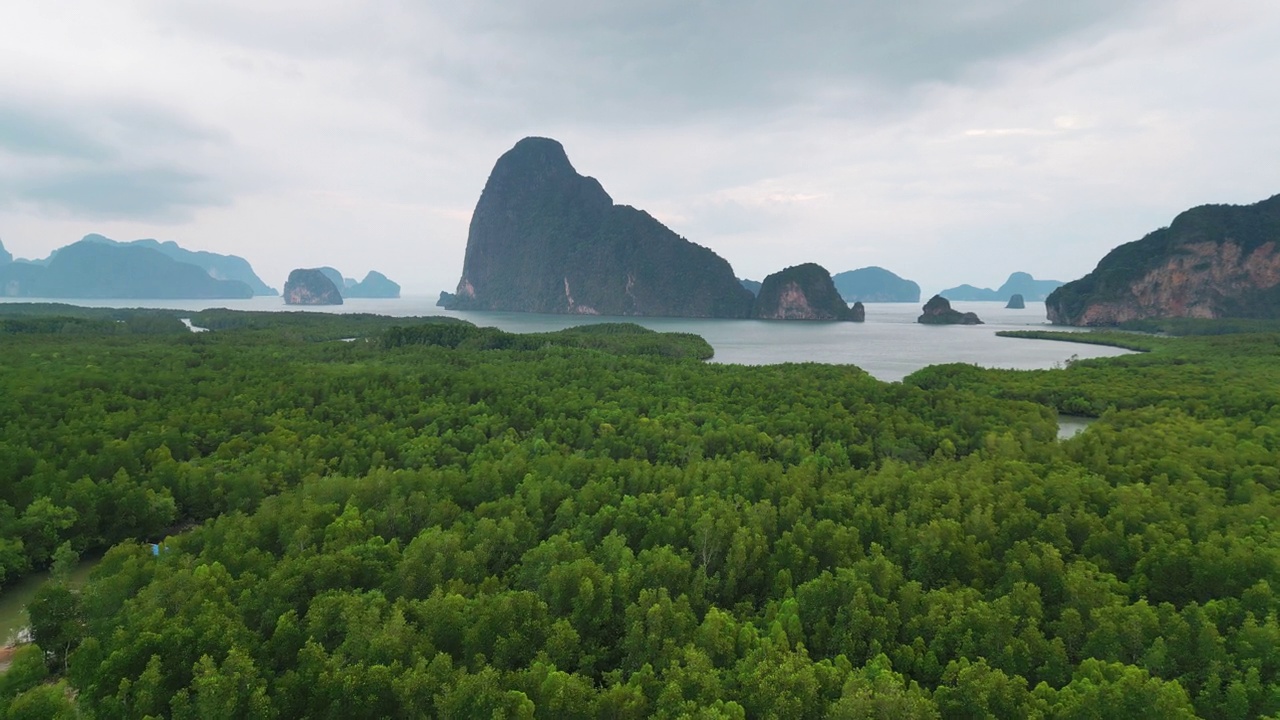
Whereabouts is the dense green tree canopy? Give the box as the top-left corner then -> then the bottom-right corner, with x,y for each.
0,306 -> 1277,718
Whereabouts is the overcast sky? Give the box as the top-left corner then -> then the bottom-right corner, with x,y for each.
2,1 -> 1279,296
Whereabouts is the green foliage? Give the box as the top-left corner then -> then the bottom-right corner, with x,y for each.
0,306 -> 1277,717
2,681 -> 77,720
27,583 -> 83,672
382,321 -> 714,359
189,308 -> 466,341
0,645 -> 48,701
0,304 -> 187,335
995,329 -> 1161,352
1119,317 -> 1280,336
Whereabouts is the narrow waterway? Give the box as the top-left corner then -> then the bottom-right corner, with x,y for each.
1,559 -> 100,645
1056,415 -> 1095,440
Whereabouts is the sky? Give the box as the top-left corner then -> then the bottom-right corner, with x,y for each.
2,1 -> 1279,297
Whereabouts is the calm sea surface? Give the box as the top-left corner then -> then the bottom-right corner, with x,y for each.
1,296 -> 1132,382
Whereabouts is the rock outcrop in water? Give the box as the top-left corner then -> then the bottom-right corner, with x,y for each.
1047,194 -> 1280,325
1006,294 -> 1026,309
918,295 -> 983,325
284,268 -> 344,305
832,266 -> 920,302
443,137 -> 754,318
752,263 -> 861,321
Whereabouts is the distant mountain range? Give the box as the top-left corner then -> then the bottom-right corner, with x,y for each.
0,234 -> 401,302
316,266 -> 401,299
0,239 -> 255,299
940,272 -> 1063,302
832,267 -> 920,302
80,234 -> 279,296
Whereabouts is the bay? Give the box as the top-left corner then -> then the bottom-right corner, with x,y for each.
0,297 -> 1131,382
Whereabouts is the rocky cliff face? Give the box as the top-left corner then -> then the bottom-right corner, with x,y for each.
445,137 -> 754,318
918,295 -> 982,325
284,269 -> 344,305
1047,194 -> 1280,325
752,263 -> 861,321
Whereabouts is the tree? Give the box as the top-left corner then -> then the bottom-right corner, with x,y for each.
27,583 -> 83,672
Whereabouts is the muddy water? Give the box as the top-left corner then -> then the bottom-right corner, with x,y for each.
0,559 -> 99,645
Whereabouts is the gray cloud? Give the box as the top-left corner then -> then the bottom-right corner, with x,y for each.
0,97 -> 233,220
0,105 -> 111,160
9,167 -> 228,221
151,0 -> 1156,126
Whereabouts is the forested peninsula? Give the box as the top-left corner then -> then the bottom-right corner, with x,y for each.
0,306 -> 1277,718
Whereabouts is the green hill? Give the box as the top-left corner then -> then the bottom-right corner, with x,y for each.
832,266 -> 920,302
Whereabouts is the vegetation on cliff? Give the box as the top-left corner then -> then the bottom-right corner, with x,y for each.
284,269 -> 344,305
445,137 -> 754,318
832,266 -> 920,302
1047,194 -> 1280,325
752,263 -> 860,320
918,295 -> 983,325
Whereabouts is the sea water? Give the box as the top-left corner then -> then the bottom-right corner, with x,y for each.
0,298 -> 1132,382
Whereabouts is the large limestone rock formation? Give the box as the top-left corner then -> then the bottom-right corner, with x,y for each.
752,263 -> 861,321
444,137 -> 754,318
1047,194 -> 1280,325
284,268 -> 344,305
918,295 -> 983,325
